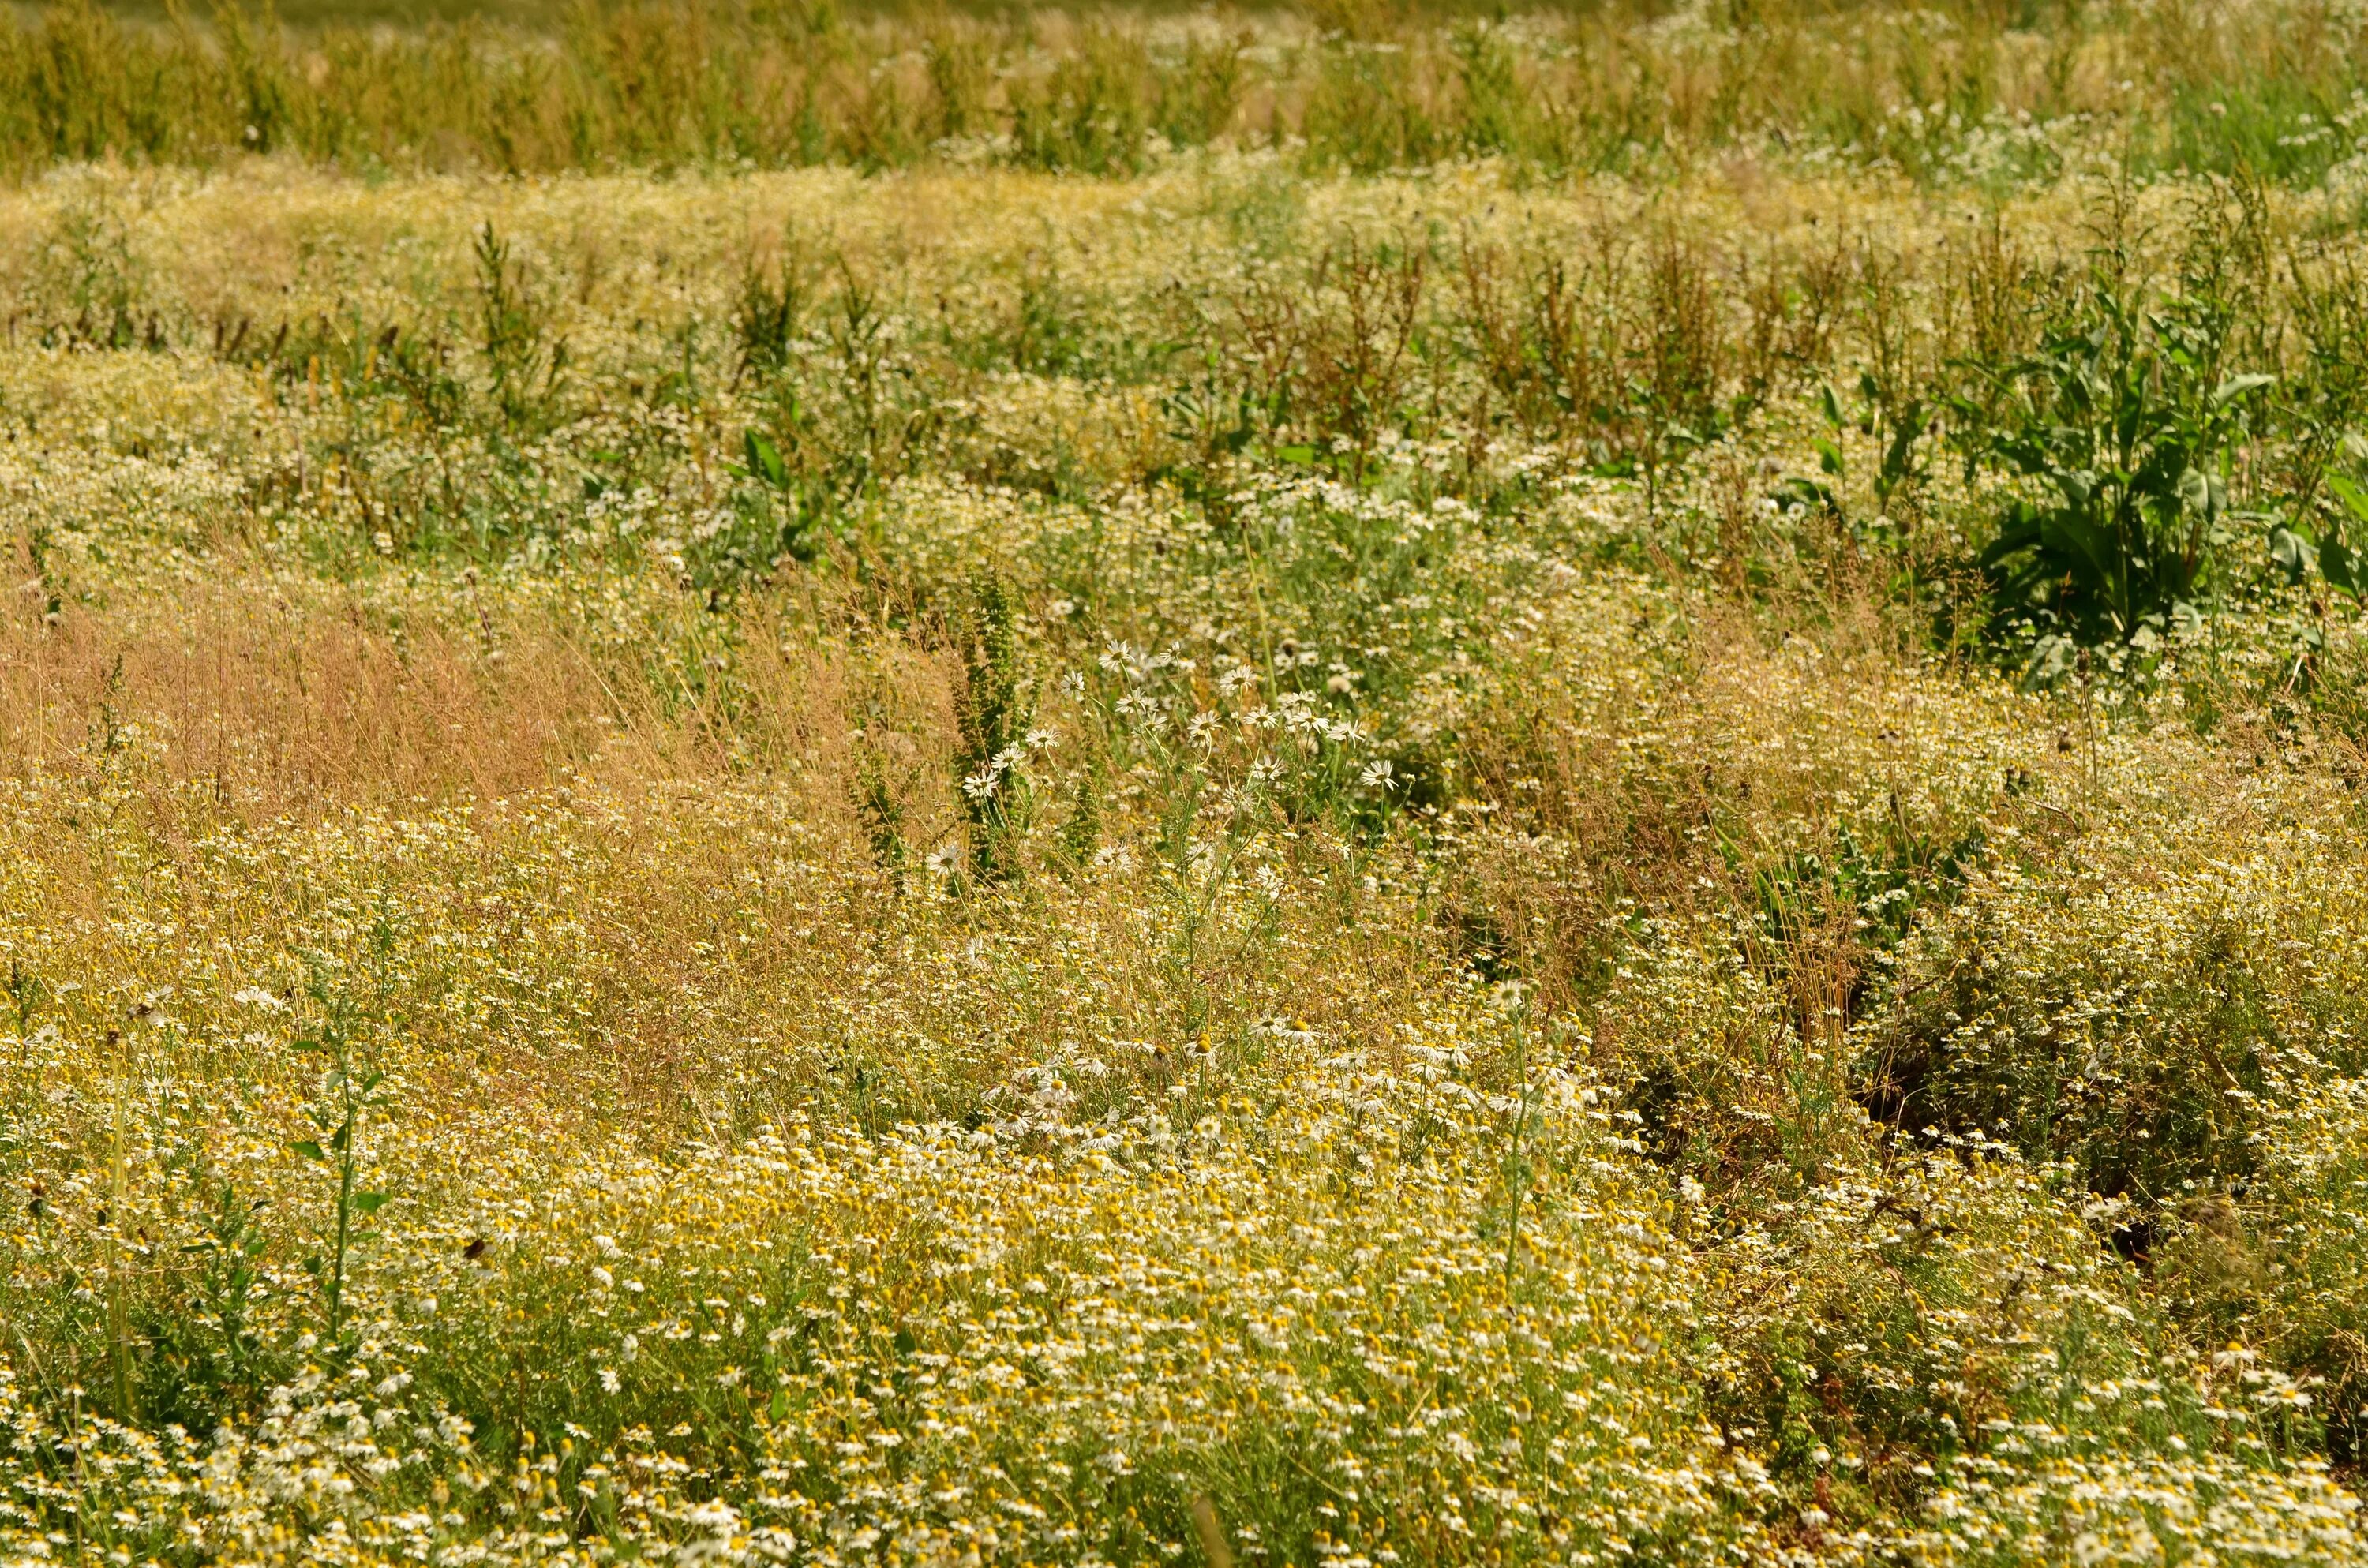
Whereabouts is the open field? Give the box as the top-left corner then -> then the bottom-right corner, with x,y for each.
12,2 -> 2368,1562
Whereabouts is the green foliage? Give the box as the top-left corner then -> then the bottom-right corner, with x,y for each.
2271,436 -> 2368,608
1958,258 -> 2272,675
954,573 -> 1031,881
139,1180 -> 275,1432
287,956 -> 395,1350
474,223 -> 568,431
732,244 -> 807,384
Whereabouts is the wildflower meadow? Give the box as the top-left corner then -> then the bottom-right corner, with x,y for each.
10,0 -> 2368,1561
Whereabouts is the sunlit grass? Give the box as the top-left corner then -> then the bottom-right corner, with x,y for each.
8,61 -> 2368,1562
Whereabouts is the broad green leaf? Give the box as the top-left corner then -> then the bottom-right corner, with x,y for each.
2324,531 -> 2361,597
2179,466 -> 2213,519
2041,507 -> 2115,583
744,428 -> 786,488
1882,413 -> 1921,485
2328,473 -> 2368,526
350,1192 -> 392,1214
290,1140 -> 327,1162
2211,372 -> 2275,409
2021,634 -> 2079,690
2270,525 -> 2317,584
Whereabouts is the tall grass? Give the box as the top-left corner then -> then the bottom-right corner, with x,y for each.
7,0 -> 2368,181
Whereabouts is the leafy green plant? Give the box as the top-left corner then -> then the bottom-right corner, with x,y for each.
1956,266 -> 2272,675
733,235 -> 812,384
1301,235 -> 1426,487
1628,234 -> 1729,507
287,960 -> 393,1350
681,428 -> 830,597
196,1181 -> 269,1372
474,224 -> 568,429
953,574 -> 1032,882
2319,472 -> 2368,601
2270,433 -> 2368,606
1005,26 -> 1156,174
1777,377 -> 1934,539
141,1181 -> 272,1431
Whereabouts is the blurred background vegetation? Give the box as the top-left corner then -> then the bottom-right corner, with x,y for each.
6,0 -> 2368,186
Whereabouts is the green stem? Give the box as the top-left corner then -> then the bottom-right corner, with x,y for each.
332,1097 -> 355,1343
1504,1013 -> 1531,1291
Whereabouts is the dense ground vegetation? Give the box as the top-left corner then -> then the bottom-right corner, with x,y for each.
17,0 -> 2368,186
12,0 -> 2368,1562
